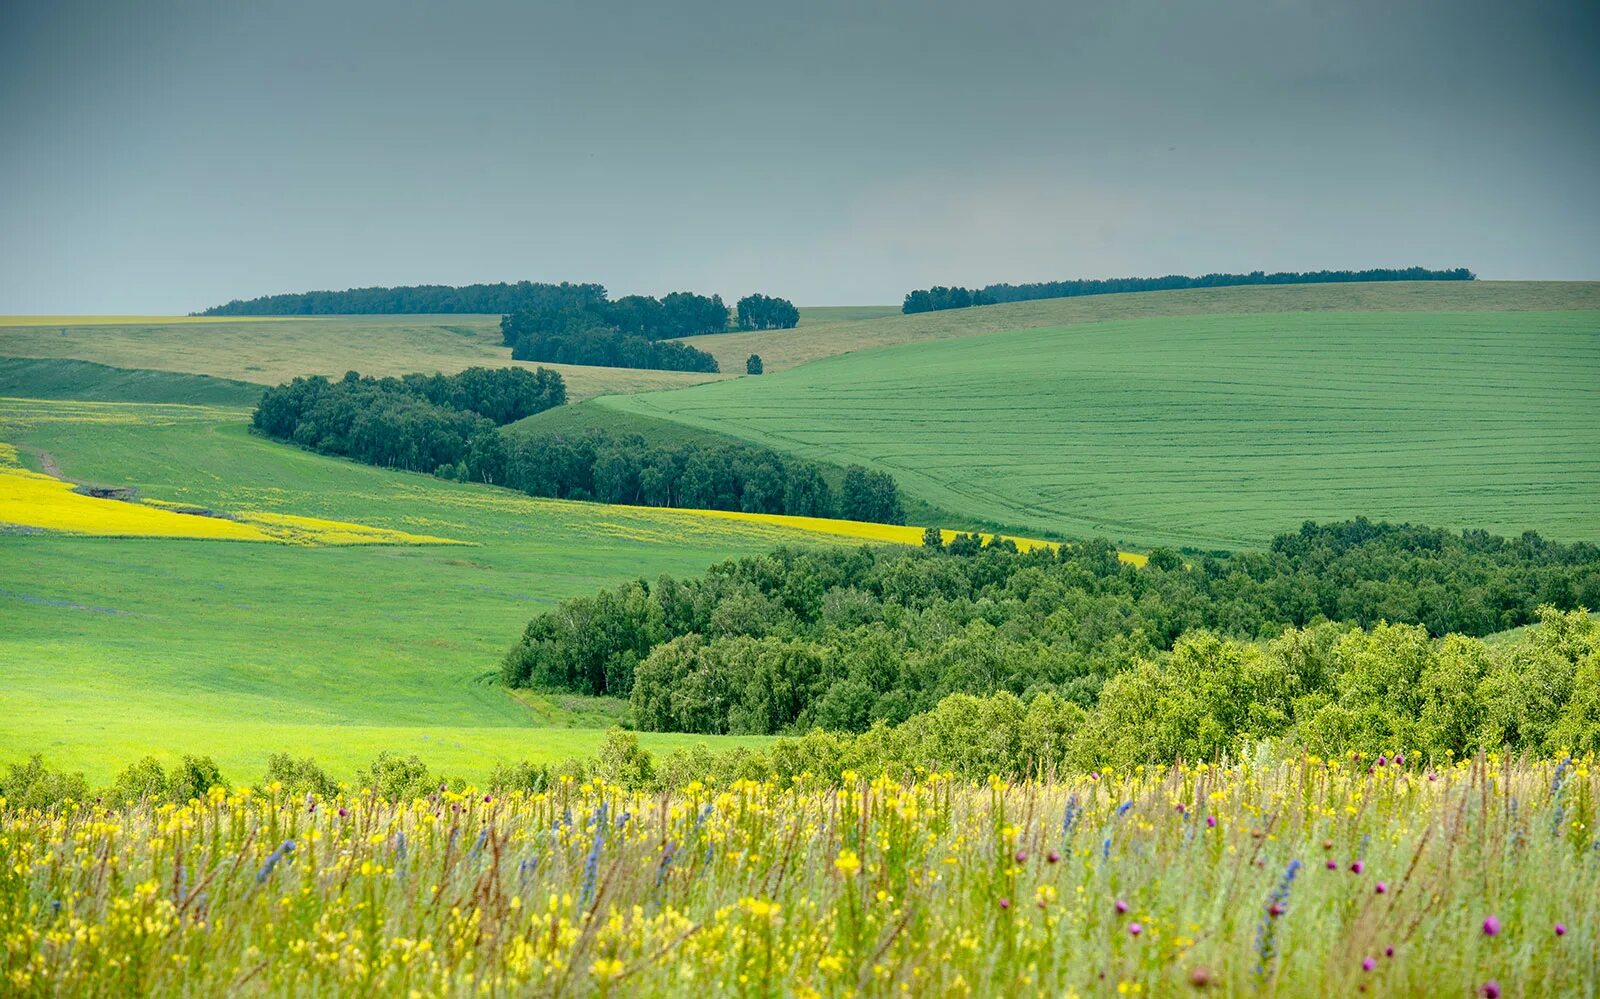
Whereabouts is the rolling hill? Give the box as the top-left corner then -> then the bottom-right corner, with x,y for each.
606,308 -> 1600,550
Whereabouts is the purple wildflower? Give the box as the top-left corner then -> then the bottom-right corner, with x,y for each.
1362,957 -> 1376,972
1483,915 -> 1501,937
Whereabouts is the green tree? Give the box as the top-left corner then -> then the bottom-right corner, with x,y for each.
746,354 -> 764,375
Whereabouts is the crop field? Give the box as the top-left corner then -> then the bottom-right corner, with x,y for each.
0,315 -> 728,402
4,755 -> 1594,995
609,310 -> 1600,551
677,280 -> 1600,375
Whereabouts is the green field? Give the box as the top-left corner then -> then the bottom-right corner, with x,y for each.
678,280 -> 1600,374
607,310 -> 1600,550
0,397 -> 885,783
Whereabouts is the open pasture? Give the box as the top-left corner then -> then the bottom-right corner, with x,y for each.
0,315 -> 728,402
0,398 -> 820,782
610,310 -> 1600,550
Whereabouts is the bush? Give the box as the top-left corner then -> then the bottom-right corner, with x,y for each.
0,755 -> 89,810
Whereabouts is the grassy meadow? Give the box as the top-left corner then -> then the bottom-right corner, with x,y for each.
5,756 -> 1594,995
608,309 -> 1600,550
0,396 -> 846,782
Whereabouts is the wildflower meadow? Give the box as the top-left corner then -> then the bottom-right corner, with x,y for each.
2,753 -> 1594,995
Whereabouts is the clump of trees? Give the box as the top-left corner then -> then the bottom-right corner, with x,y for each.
900,286 -> 995,314
501,519 -> 1600,738
252,367 -> 565,475
736,294 -> 799,331
499,290 -> 729,373
902,267 -> 1476,314
746,355 -> 763,375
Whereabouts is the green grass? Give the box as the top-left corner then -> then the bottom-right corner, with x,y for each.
0,398 -> 892,783
794,305 -> 900,324
607,310 -> 1600,550
0,314 -> 728,402
677,280 -> 1600,375
0,357 -> 265,407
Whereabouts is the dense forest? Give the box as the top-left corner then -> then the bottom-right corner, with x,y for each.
901,267 -> 1476,314
501,519 -> 1600,742
199,281 -> 610,316
252,373 -> 906,522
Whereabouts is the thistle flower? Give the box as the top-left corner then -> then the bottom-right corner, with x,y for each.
1361,957 -> 1376,972
1350,860 -> 1364,874
1115,898 -> 1129,913
1206,815 -> 1217,828
1047,851 -> 1060,864
1385,946 -> 1395,957
1127,922 -> 1142,936
999,897 -> 1011,910
1014,850 -> 1028,863
1326,860 -> 1338,870
1483,915 -> 1501,936
1481,982 -> 1501,999
1375,882 -> 1388,894
1555,923 -> 1567,936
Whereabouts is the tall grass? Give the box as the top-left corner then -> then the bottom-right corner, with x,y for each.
3,753 -> 1594,994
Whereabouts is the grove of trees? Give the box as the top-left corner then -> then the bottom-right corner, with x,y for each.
499,290 -> 730,372
501,519 -> 1600,742
735,294 -> 799,330
251,367 -> 565,474
901,267 -> 1476,314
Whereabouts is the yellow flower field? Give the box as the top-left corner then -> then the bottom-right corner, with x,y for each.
0,444 -> 462,546
1,756 -> 1592,995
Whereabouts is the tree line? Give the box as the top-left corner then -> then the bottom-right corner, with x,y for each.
200,281 -> 611,316
501,518 -> 1600,738
252,372 -> 908,523
474,430 -> 903,521
901,267 -> 1476,314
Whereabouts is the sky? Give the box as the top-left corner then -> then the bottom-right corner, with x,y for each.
2,0 -> 1597,313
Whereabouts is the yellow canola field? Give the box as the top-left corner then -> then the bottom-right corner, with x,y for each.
0,445 -> 461,546
630,505 -> 1148,566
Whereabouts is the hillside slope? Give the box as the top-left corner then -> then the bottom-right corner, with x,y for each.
676,280 -> 1600,374
607,309 -> 1600,550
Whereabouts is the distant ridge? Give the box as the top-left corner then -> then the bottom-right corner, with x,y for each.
902,266 -> 1475,314
196,281 -> 607,317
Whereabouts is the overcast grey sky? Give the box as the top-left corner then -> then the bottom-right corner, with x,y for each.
2,0 -> 1597,313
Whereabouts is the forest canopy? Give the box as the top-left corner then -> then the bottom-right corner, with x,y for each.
901,267 -> 1476,314
501,519 -> 1600,742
